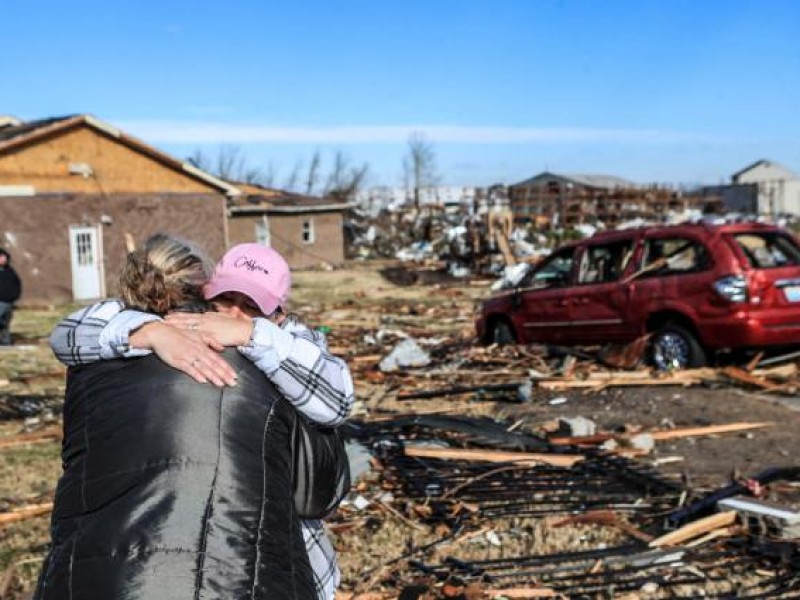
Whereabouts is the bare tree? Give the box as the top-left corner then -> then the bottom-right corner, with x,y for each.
187,145 -> 271,186
262,162 -> 277,188
283,159 -> 303,192
305,149 -> 321,195
324,150 -> 369,202
403,132 -> 439,210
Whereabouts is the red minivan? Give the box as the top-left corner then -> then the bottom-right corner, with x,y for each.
476,223 -> 800,369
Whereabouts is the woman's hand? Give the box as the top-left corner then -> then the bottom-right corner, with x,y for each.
165,312 -> 254,347
130,322 -> 237,387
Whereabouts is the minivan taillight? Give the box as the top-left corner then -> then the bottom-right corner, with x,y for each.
713,275 -> 748,303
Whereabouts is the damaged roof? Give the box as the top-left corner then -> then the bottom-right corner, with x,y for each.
0,114 -> 241,196
229,182 -> 350,214
513,171 -> 637,190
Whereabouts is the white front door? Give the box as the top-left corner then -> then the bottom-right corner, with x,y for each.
69,225 -> 103,300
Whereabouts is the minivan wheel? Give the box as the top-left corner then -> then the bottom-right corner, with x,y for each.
650,323 -> 707,371
489,320 -> 516,345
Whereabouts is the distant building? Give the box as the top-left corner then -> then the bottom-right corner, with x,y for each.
700,160 -> 800,216
227,183 -> 349,269
509,171 -> 714,228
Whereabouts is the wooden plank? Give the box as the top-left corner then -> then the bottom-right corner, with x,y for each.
403,446 -> 582,468
550,422 -> 773,445
553,510 -> 653,542
0,426 -> 62,450
487,589 -> 558,598
0,502 -> 54,527
721,366 -> 779,390
647,422 -> 773,441
649,511 -> 737,548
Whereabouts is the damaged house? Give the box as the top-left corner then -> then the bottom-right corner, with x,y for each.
0,115 -> 350,303
0,114 -> 238,303
226,183 -> 349,269
510,171 -> 718,228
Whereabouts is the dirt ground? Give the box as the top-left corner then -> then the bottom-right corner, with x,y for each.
1,261 -> 799,597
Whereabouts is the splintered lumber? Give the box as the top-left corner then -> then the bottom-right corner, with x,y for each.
397,382 -> 522,400
0,563 -> 16,599
646,421 -> 773,441
538,368 -> 722,392
720,366 -> 779,390
0,426 -> 62,450
0,502 -> 54,527
598,335 -> 649,370
487,589 -> 557,598
549,421 -> 773,446
553,510 -> 653,542
349,355 -> 383,365
335,594 -> 394,600
649,510 -> 737,548
403,446 -> 582,467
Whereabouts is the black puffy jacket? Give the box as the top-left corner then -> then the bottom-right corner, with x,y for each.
34,350 -> 314,600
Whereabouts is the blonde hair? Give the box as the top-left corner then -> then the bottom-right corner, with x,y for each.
119,233 -> 212,315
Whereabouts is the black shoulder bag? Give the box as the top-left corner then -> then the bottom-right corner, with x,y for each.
291,412 -> 351,520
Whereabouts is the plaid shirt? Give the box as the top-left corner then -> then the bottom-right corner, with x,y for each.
49,299 -> 354,600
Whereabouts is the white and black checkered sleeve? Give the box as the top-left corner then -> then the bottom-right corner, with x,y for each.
240,317 -> 355,427
49,300 -> 159,366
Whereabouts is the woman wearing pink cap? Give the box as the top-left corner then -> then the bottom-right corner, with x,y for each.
50,237 -> 354,600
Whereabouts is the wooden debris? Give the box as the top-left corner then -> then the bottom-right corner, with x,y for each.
720,366 -> 779,391
549,421 -> 774,446
0,563 -> 16,599
0,425 -> 62,450
397,382 -> 522,401
0,502 -> 54,527
746,351 -> 764,372
649,510 -> 737,548
486,588 -> 558,598
403,446 -> 582,467
597,335 -> 650,370
553,510 -> 653,542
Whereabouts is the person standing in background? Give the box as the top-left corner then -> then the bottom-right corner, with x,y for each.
0,248 -> 21,345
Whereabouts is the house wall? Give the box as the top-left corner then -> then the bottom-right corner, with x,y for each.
734,163 -> 796,185
755,180 -> 800,216
227,211 -> 344,269
0,125 -> 217,194
0,193 -> 227,304
700,184 -> 758,213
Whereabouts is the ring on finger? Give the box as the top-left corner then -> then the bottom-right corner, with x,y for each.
189,322 -> 199,331
191,358 -> 201,368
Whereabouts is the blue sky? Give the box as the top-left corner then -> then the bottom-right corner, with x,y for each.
2,0 -> 799,188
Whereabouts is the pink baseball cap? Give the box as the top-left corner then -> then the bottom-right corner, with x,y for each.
204,244 -> 291,315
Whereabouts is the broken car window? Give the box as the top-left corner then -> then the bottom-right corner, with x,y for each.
524,247 -> 575,289
734,233 -> 800,269
577,240 -> 635,284
639,238 -> 710,277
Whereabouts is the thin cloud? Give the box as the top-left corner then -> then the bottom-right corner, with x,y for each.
117,120 -> 713,145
